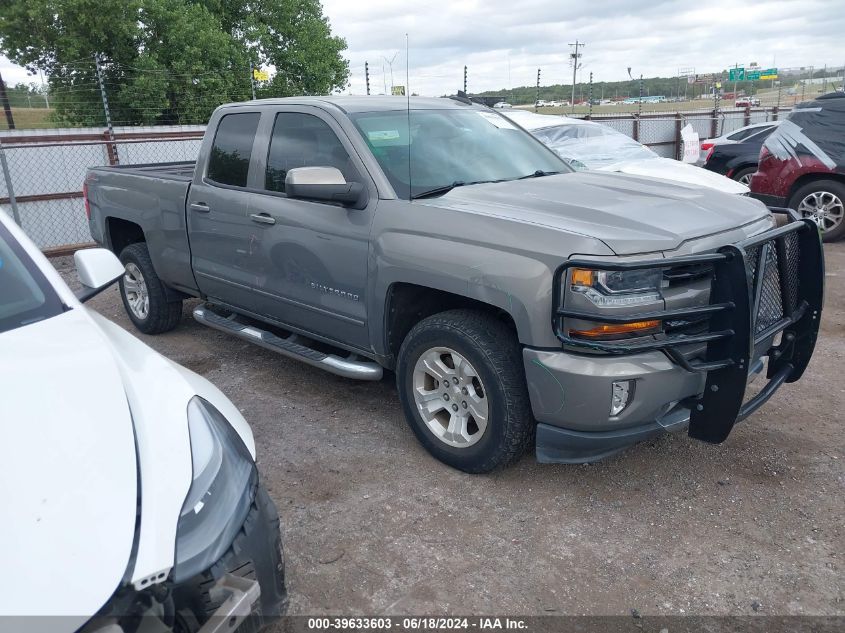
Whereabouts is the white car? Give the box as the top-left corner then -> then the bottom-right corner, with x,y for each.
0,213 -> 287,632
492,101 -> 512,109
501,109 -> 749,195
698,120 -> 781,164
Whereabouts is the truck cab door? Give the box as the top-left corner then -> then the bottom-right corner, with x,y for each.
242,107 -> 376,351
187,110 -> 263,309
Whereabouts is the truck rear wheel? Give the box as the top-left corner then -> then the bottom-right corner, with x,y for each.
118,243 -> 182,334
396,309 -> 534,473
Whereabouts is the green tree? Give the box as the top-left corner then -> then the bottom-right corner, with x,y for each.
0,0 -> 348,126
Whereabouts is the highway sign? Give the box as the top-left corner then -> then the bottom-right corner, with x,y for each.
729,67 -> 745,82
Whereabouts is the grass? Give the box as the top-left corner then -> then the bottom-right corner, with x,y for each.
0,108 -> 57,131
514,87 -> 822,117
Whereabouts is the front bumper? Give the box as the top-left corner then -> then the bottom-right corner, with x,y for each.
84,483 -> 287,633
173,483 -> 288,631
530,209 -> 824,463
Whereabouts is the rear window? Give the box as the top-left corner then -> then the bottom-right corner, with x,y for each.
207,112 -> 261,187
0,222 -> 65,334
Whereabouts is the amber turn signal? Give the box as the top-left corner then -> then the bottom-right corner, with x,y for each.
570,320 -> 661,339
570,268 -> 595,287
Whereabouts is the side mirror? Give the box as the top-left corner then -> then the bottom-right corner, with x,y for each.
74,248 -> 125,303
285,167 -> 366,209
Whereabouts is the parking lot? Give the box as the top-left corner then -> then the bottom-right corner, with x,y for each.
53,242 -> 843,618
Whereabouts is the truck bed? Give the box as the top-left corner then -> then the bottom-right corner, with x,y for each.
92,161 -> 196,182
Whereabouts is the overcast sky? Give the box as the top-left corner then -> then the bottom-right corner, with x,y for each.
2,0 -> 843,96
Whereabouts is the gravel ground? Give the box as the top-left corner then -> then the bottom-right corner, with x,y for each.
53,243 -> 844,618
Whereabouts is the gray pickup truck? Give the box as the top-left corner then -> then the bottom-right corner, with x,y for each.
85,96 -> 824,473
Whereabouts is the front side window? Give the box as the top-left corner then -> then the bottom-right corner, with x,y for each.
265,113 -> 358,193
207,112 -> 260,187
0,222 -> 65,334
350,108 -> 568,199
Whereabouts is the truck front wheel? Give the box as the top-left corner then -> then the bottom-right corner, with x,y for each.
396,309 -> 534,473
118,243 -> 182,334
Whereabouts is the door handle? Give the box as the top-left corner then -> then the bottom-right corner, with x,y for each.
250,213 -> 276,225
190,202 -> 210,213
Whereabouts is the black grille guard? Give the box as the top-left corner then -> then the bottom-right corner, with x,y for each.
551,208 -> 825,444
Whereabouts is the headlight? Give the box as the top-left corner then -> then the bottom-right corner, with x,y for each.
172,397 -> 256,583
571,267 -> 663,299
567,267 -> 664,340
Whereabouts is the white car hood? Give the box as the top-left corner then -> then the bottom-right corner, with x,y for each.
0,307 -> 256,630
0,310 -> 137,625
598,157 -> 749,194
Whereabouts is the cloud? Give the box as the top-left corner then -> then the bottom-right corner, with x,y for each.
321,0 -> 845,95
2,0 -> 842,98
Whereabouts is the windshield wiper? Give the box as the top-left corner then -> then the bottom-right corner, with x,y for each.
411,179 -> 503,200
411,181 -> 466,200
517,170 -> 562,179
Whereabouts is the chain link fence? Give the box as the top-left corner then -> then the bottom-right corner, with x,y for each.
574,106 -> 788,159
1,127 -> 203,251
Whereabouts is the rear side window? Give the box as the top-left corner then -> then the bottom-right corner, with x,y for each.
207,113 -> 260,187
729,125 -> 772,142
265,113 -> 357,193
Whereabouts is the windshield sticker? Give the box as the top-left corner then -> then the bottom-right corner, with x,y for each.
367,130 -> 401,141
476,111 -> 516,129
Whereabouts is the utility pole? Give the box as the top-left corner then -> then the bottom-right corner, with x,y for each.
569,40 -> 584,113
588,72 -> 593,118
365,62 -> 370,95
0,70 -> 15,130
535,68 -> 541,112
463,65 -> 467,94
639,74 -> 643,116
94,54 -> 118,164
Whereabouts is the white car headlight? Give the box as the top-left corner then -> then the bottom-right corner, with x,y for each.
171,397 -> 256,583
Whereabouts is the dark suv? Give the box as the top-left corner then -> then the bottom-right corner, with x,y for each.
751,92 -> 845,241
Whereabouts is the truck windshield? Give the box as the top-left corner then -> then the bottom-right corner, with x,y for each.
0,223 -> 65,334
350,108 -> 570,199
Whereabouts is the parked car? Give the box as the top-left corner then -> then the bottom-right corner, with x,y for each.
751,92 -> 845,241
702,123 -> 780,185
85,96 -> 822,473
0,212 -> 287,631
501,109 -> 748,194
698,120 -> 781,164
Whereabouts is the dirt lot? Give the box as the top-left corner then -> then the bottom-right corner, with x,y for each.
53,243 -> 844,618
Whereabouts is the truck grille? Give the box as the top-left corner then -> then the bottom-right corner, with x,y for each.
744,231 -> 801,335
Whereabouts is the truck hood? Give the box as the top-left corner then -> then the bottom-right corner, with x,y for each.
428,171 -> 771,254
597,157 -> 750,195
0,309 -> 137,627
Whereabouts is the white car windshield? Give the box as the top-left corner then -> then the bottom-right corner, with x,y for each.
0,223 -> 65,333
532,123 -> 657,170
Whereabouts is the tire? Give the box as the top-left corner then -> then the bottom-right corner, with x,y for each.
731,166 -> 756,186
118,242 -> 182,334
396,309 -> 534,473
788,179 -> 845,243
